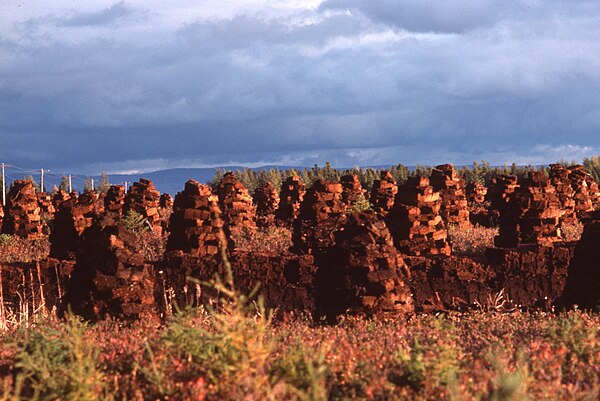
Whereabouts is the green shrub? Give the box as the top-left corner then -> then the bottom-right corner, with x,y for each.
121,210 -> 148,233
0,234 -> 13,246
271,342 -> 331,401
13,314 -> 110,401
348,194 -> 373,214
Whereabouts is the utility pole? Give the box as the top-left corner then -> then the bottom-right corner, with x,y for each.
68,175 -> 72,193
91,178 -> 94,191
124,181 -> 128,192
1,163 -> 5,206
40,169 -> 45,193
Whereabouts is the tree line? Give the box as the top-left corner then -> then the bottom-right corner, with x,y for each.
211,159 -> 600,193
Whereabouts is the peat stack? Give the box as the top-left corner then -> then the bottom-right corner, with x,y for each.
159,193 -> 173,209
216,172 -> 256,235
37,192 -> 55,232
158,193 -> 174,232
560,210 -> 600,310
466,181 -> 495,227
465,181 -> 487,205
163,180 -> 226,310
292,179 -> 346,255
50,191 -> 104,259
52,190 -> 75,210
166,180 -> 225,257
466,182 -> 487,204
386,176 -> 451,256
567,165 -> 595,221
68,220 -> 157,320
369,171 -> 397,216
123,179 -> 162,234
2,180 -> 43,239
430,164 -> 470,227
340,174 -> 367,209
549,164 -> 577,224
104,185 -> 126,225
253,182 -> 280,228
495,171 -> 564,248
317,211 -> 413,319
486,174 -> 519,215
276,176 -> 306,226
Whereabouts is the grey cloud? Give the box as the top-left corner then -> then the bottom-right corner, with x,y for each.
58,2 -> 145,27
1,3 -> 600,173
320,0 -> 600,33
320,0 -> 508,33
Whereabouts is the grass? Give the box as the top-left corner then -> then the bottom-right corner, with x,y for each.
231,226 -> 293,254
0,309 -> 597,400
0,236 -> 49,264
448,224 -> 497,256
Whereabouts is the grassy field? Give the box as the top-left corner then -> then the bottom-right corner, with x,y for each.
0,288 -> 597,401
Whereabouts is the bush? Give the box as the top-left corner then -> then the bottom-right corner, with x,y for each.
348,194 -> 373,214
11,314 -> 109,401
121,210 -> 148,233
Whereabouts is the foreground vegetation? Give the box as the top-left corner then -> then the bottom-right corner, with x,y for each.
0,290 -> 597,401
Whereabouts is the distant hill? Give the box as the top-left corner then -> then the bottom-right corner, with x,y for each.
92,166 -> 301,194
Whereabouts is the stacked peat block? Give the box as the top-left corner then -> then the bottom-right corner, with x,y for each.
495,171 -> 565,248
2,180 -> 43,239
229,252 -> 317,318
340,174 -> 367,209
253,182 -> 280,228
567,165 -> 595,221
159,193 -> 173,209
466,181 -> 494,227
104,185 -> 126,224
369,171 -> 397,216
483,175 -> 519,227
386,176 -> 451,256
50,191 -> 104,259
37,192 -> 55,223
163,180 -> 226,309
276,176 -> 306,226
407,256 -> 497,312
159,193 -> 174,232
487,174 -> 519,214
123,179 -> 162,234
68,220 -> 157,320
166,180 -> 225,257
215,172 -> 256,236
292,179 -> 347,255
317,211 -> 413,319
487,244 -> 574,309
549,164 -> 576,224
52,190 -> 75,211
587,177 -> 600,211
430,164 -> 470,227
560,210 -> 600,310
466,182 -> 487,204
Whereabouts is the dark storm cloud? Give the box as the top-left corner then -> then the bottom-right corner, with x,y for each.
1,1 -> 600,174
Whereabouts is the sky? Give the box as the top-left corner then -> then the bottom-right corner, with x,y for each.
1,0 -> 600,174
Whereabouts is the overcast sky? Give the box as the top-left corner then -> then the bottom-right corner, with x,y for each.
1,0 -> 600,174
